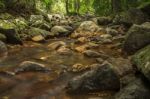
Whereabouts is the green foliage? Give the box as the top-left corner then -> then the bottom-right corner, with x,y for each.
37,0 -> 150,15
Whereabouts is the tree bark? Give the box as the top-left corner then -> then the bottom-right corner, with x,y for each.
111,0 -> 122,13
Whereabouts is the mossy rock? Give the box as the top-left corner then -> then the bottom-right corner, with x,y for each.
0,33 -> 6,42
133,45 -> 150,81
123,23 -> 150,54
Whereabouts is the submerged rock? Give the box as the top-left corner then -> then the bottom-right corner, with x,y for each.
66,62 -> 120,93
47,41 -> 66,50
15,61 -> 51,74
83,50 -> 109,59
123,23 -> 150,54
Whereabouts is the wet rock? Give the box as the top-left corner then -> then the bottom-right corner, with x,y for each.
97,17 -> 112,25
31,35 -> 45,42
66,62 -> 120,93
71,63 -> 90,72
51,26 -> 70,37
123,23 -> 150,54
0,33 -> 6,42
57,46 -> 72,55
114,78 -> 150,99
133,45 -> 150,81
83,50 -> 101,58
47,41 -> 66,50
76,37 -> 88,43
15,61 -> 51,74
83,50 -> 109,59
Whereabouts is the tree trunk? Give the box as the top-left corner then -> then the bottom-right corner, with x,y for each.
111,0 -> 122,13
65,0 -> 69,14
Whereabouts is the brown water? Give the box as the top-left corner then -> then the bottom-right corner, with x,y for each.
0,39 -> 113,99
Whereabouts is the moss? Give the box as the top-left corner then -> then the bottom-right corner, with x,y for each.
133,45 -> 150,80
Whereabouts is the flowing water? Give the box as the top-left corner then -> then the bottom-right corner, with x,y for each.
0,39 -> 113,99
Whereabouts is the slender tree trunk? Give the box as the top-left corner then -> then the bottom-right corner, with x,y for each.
65,0 -> 69,14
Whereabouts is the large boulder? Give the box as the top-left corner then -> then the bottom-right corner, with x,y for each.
113,8 -> 149,26
66,62 -> 120,93
133,45 -> 150,81
123,23 -> 150,54
114,78 -> 150,99
76,21 -> 100,32
0,19 -> 22,44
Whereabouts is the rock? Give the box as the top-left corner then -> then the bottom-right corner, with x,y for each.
57,46 -> 72,55
123,24 -> 150,54
96,58 -> 104,64
0,19 -> 23,44
83,50 -> 109,59
83,50 -> 101,58
114,78 -> 150,99
15,61 -> 51,74
66,62 -> 120,93
97,17 -> 112,25
51,26 -> 70,37
26,27 -> 51,40
29,15 -> 51,30
106,28 -> 118,36
0,33 -> 6,42
100,34 -> 112,39
31,35 -> 45,42
71,63 -> 90,72
48,41 -> 66,50
0,41 -> 7,60
133,45 -> 150,81
77,21 -> 100,32
76,37 -> 88,43
113,8 -> 149,27
108,58 -> 133,77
